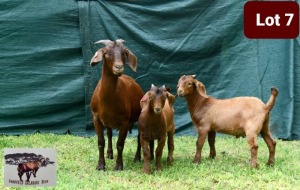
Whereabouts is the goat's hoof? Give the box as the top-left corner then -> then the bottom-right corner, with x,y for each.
156,163 -> 162,171
114,164 -> 123,171
107,154 -> 113,159
192,158 -> 200,164
155,167 -> 162,173
167,157 -> 174,166
250,163 -> 259,169
133,155 -> 141,162
143,169 -> 151,174
96,164 -> 105,171
267,159 -> 275,165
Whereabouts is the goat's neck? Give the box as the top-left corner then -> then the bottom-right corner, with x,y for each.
185,91 -> 207,114
100,61 -> 118,95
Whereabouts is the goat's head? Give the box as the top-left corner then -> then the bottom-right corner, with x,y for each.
90,39 -> 137,76
141,84 -> 175,114
177,75 -> 208,98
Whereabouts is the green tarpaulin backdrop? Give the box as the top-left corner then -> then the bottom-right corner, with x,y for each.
0,0 -> 299,140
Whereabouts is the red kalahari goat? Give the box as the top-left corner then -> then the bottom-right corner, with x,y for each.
17,158 -> 45,182
90,39 -> 144,171
177,75 -> 278,168
138,85 -> 175,174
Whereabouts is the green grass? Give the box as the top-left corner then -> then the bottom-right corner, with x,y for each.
1,134 -> 300,190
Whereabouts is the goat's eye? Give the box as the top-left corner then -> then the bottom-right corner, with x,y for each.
187,83 -> 192,86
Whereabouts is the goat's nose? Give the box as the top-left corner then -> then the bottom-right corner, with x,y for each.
155,108 -> 161,113
177,89 -> 182,94
115,65 -> 124,70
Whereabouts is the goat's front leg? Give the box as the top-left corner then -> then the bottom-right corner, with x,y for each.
18,172 -> 24,182
193,127 -> 208,163
208,131 -> 216,158
134,134 -> 154,162
140,135 -> 151,174
114,127 -> 128,171
106,128 -> 113,159
93,114 -> 106,171
156,136 -> 166,172
32,169 -> 38,177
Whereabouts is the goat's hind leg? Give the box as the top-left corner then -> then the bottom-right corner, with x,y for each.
134,132 -> 142,162
106,128 -> 114,159
208,131 -> 216,159
261,116 -> 276,166
167,126 -> 175,166
246,133 -> 259,168
149,139 -> 155,160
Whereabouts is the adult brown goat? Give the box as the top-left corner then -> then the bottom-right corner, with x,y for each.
177,75 -> 278,168
17,158 -> 45,182
138,85 -> 175,174
90,39 -> 144,171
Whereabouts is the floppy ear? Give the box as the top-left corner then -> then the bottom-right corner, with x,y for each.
90,48 -> 105,66
196,81 -> 208,98
140,92 -> 150,113
166,92 -> 176,112
125,48 -> 137,72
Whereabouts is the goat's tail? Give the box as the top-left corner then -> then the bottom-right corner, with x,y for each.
265,87 -> 279,111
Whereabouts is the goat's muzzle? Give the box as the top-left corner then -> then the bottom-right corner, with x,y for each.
154,107 -> 162,114
177,89 -> 185,97
113,65 -> 124,76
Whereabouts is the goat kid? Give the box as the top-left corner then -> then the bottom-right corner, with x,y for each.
90,39 -> 144,171
138,85 -> 175,174
177,75 -> 278,168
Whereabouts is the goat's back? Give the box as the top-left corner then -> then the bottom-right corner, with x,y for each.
17,161 -> 39,172
212,96 -> 265,113
191,96 -> 268,136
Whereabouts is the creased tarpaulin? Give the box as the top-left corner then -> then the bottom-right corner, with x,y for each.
0,1 -> 85,135
1,0 -> 299,140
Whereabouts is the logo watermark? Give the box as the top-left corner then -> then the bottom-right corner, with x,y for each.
4,148 -> 56,187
